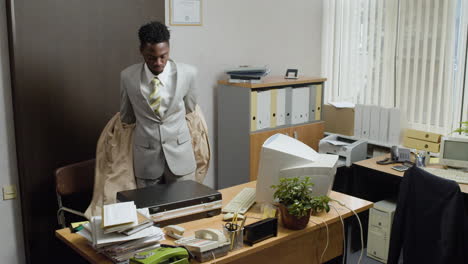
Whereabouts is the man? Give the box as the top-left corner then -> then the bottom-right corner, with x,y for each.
120,21 -> 197,188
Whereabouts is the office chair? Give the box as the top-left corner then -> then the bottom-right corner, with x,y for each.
387,166 -> 468,264
55,159 -> 95,228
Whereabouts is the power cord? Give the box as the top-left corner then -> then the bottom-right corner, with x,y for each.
330,204 -> 346,264
331,199 -> 364,264
309,216 -> 329,263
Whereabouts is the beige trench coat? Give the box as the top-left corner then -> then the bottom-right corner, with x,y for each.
85,105 -> 210,218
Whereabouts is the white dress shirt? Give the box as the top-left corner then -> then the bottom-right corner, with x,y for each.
141,60 -> 177,117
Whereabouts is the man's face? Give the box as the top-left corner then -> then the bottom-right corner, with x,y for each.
140,42 -> 170,75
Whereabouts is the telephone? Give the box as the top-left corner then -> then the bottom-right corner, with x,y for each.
129,246 -> 189,264
195,228 -> 228,244
164,225 -> 185,240
174,228 -> 229,253
377,146 -> 412,165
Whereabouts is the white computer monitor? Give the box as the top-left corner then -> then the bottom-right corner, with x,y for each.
440,137 -> 468,169
256,133 -> 339,204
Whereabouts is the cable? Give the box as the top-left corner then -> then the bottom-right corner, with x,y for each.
331,199 -> 364,264
211,251 -> 216,263
309,216 -> 329,263
330,204 -> 346,264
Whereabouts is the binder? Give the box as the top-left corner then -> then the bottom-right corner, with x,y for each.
361,105 -> 371,139
276,88 -> 286,126
315,84 -> 322,120
303,88 -> 310,122
256,90 -> 271,130
270,89 -> 278,128
388,108 -> 401,145
309,85 -> 317,122
354,104 -> 363,137
285,87 -> 293,125
291,87 -> 309,124
378,107 -> 390,144
291,87 -> 301,124
369,105 -> 381,141
250,91 -> 257,132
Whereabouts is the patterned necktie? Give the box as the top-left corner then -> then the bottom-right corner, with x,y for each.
150,77 -> 162,116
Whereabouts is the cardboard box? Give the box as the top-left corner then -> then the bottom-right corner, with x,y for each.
323,104 -> 355,136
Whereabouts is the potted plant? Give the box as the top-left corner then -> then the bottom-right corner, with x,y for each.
271,177 -> 314,230
310,196 -> 331,216
452,121 -> 468,135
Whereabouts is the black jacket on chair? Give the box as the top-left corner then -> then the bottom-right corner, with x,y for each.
387,166 -> 468,264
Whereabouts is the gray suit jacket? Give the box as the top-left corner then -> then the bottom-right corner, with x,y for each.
120,60 -> 197,179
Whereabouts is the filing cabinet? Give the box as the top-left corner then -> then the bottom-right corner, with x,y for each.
217,76 -> 326,188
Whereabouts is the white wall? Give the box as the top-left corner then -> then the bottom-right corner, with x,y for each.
165,0 -> 323,188
0,0 -> 25,263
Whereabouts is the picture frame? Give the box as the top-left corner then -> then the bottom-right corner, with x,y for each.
170,0 -> 202,26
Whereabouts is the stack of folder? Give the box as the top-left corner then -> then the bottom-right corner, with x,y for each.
75,202 -> 165,263
226,66 -> 270,83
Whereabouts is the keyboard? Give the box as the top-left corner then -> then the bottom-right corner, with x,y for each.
222,187 -> 256,214
423,168 -> 468,184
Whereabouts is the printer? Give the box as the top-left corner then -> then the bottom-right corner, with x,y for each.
319,134 -> 367,167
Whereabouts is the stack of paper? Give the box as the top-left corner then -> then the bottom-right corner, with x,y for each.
76,206 -> 165,263
102,202 -> 138,233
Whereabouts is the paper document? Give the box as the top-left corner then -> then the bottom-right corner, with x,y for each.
323,139 -> 350,146
329,102 -> 355,108
102,201 -> 137,228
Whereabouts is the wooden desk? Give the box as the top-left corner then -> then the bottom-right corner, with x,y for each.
56,181 -> 372,264
354,155 -> 468,194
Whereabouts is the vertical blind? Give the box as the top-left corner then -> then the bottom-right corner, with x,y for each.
322,0 -> 464,134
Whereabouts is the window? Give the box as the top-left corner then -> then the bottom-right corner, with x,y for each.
322,0 -> 466,134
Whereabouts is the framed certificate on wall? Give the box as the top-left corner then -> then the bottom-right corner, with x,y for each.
170,0 -> 202,26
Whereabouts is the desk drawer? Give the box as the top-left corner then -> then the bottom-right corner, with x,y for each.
403,137 -> 440,153
405,129 -> 441,143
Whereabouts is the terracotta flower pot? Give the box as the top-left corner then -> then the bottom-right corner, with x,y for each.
278,204 -> 311,230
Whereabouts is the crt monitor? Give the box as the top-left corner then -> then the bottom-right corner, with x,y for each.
440,137 -> 468,169
256,133 -> 339,205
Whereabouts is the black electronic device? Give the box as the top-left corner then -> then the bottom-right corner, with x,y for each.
243,217 -> 278,246
117,180 -> 222,226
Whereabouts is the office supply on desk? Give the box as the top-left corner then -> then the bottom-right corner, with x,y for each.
439,136 -> 468,169
243,217 -> 278,246
129,246 -> 189,264
102,201 -> 138,233
256,134 -> 338,204
174,228 -> 231,261
223,224 -> 243,251
376,146 -> 410,165
222,187 -> 256,214
222,212 -> 244,221
391,164 -> 410,172
117,180 -> 222,226
422,168 -> 468,184
319,134 -> 367,167
164,225 -> 185,240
